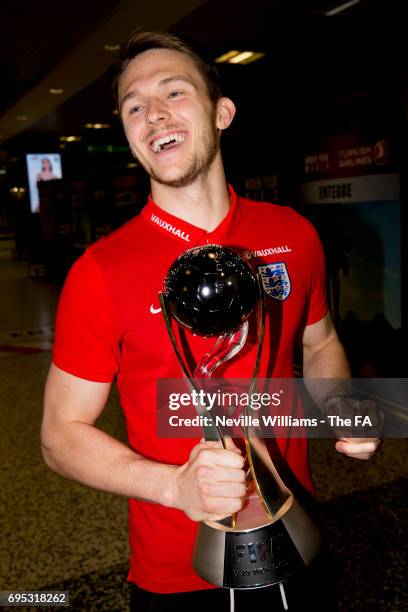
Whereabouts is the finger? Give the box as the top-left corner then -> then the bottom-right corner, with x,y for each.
335,439 -> 381,458
201,481 -> 247,499
189,439 -> 209,461
207,513 -> 233,522
337,438 -> 381,451
340,437 -> 380,444
223,437 -> 243,453
204,496 -> 243,516
337,450 -> 372,460
203,437 -> 242,454
192,438 -> 229,459
202,438 -> 224,449
197,447 -> 245,469
210,466 -> 246,484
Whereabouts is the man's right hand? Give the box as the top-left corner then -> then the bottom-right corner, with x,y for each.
172,439 -> 246,522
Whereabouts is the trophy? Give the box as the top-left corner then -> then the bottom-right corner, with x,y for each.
159,245 -> 321,597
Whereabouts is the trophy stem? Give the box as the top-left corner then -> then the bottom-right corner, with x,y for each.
248,274 -> 266,395
158,292 -> 195,383
194,324 -> 249,379
242,274 -> 292,519
194,322 -> 250,530
158,291 -> 225,445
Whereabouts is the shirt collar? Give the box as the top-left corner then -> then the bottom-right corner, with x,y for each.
141,184 -> 240,246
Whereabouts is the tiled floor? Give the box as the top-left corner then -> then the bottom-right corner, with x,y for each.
0,242 -> 59,340
0,241 -> 406,611
0,242 -> 129,598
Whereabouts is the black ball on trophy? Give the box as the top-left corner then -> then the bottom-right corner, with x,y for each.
164,245 -> 258,336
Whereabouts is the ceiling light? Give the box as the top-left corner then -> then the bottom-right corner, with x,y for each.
325,0 -> 360,16
104,44 -> 120,52
84,123 -> 111,129
0,169 -> 7,175
215,50 -> 241,63
215,50 -> 265,65
17,115 -> 28,121
229,51 -> 254,64
228,51 -> 264,64
60,135 -> 82,142
126,162 -> 138,168
49,88 -> 64,95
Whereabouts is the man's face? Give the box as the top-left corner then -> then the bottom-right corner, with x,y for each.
118,48 -> 220,188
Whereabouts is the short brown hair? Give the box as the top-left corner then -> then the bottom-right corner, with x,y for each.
111,31 -> 222,109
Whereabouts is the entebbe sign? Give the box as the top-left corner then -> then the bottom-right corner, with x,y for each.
301,173 -> 400,205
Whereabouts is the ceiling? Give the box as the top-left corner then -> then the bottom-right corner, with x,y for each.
0,0 -> 406,157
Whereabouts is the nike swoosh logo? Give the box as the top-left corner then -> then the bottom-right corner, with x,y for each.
150,304 -> 162,315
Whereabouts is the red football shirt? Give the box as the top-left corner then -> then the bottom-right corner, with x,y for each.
53,186 -> 327,593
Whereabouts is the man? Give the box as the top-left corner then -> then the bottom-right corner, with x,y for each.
41,31 -> 381,611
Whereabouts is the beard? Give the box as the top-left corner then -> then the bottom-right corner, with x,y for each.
146,124 -> 219,188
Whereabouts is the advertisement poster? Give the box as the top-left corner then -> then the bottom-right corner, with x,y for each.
26,153 -> 63,213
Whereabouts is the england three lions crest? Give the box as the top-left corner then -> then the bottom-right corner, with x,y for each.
258,262 -> 291,301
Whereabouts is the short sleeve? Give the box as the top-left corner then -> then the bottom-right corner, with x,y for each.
303,218 -> 328,326
52,249 -> 121,382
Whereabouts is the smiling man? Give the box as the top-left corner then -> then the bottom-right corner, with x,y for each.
119,67 -> 221,189
41,31 -> 381,611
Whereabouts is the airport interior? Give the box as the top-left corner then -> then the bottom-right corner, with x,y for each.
0,0 -> 407,610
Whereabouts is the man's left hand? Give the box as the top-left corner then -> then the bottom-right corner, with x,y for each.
335,437 -> 382,460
